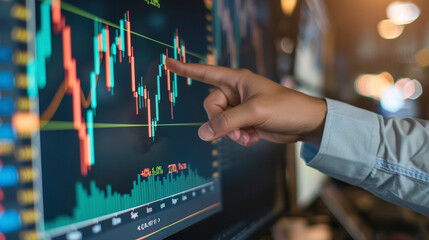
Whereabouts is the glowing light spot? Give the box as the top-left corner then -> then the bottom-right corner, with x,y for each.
409,79 -> 423,100
396,78 -> 415,99
380,85 -> 404,113
369,72 -> 394,100
377,19 -> 404,40
355,72 -> 394,100
415,48 -> 429,67
12,112 -> 40,133
280,37 -> 294,54
354,74 -> 374,97
387,1 -> 420,25
281,0 -> 297,16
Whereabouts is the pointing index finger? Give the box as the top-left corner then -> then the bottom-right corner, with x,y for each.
166,58 -> 240,87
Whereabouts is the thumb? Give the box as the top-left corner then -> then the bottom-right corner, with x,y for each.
198,102 -> 257,141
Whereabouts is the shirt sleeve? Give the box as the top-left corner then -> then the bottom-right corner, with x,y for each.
301,98 -> 429,216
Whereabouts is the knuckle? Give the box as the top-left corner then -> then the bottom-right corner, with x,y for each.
236,69 -> 252,86
238,68 -> 252,75
248,100 -> 263,118
203,98 -> 211,113
213,112 -> 231,131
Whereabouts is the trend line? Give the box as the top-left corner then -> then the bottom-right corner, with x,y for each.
40,121 -> 205,131
35,0 -> 198,176
59,1 -> 206,60
136,202 -> 221,240
40,80 -> 65,124
39,74 -> 100,127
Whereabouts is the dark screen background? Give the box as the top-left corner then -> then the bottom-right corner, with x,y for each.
169,0 -> 287,239
38,0 -> 216,224
37,0 -> 286,238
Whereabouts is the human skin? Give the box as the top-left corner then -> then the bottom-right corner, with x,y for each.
166,58 -> 327,147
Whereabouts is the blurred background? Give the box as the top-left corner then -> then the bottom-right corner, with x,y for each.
270,0 -> 429,239
277,0 -> 428,118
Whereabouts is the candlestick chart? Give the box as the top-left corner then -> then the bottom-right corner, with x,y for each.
32,0 -> 222,239
1,1 -> 280,240
212,0 -> 272,77
35,0 -> 197,177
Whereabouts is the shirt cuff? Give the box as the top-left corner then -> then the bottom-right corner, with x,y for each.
300,98 -> 380,186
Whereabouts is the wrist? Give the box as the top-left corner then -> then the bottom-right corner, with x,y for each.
302,98 -> 327,146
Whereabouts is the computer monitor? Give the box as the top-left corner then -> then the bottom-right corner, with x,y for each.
292,0 -> 329,209
0,0 -> 286,239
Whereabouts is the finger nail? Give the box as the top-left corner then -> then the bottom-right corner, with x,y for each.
237,138 -> 244,145
237,133 -> 250,146
199,123 -> 215,141
227,132 -> 234,140
237,136 -> 246,145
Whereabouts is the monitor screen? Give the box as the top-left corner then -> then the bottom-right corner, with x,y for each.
294,0 -> 328,94
293,0 -> 329,208
0,0 -> 286,239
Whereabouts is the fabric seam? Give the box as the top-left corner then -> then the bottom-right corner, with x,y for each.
375,157 -> 429,184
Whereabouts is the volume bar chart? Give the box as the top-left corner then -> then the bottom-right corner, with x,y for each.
44,165 -> 211,231
33,1 -> 222,239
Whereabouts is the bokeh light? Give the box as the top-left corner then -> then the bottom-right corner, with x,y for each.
415,48 -> 429,67
386,1 -> 420,25
381,85 -> 405,113
396,78 -> 415,99
355,72 -> 394,100
281,0 -> 297,16
354,74 -> 374,97
409,79 -> 423,100
354,73 -> 423,106
377,19 -> 404,39
280,37 -> 294,54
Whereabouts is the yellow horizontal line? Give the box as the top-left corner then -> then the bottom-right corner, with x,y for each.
136,202 -> 221,240
60,1 -> 206,60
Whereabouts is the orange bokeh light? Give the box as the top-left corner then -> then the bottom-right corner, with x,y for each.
355,72 -> 394,100
377,19 -> 404,40
281,0 -> 297,16
415,48 -> 429,67
12,112 -> 40,133
395,78 -> 415,99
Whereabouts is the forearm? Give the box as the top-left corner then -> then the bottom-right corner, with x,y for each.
361,116 -> 429,215
302,99 -> 429,216
166,58 -> 429,215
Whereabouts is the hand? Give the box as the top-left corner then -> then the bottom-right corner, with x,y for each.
166,58 -> 327,146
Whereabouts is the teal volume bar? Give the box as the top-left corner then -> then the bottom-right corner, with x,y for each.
44,165 -> 211,230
